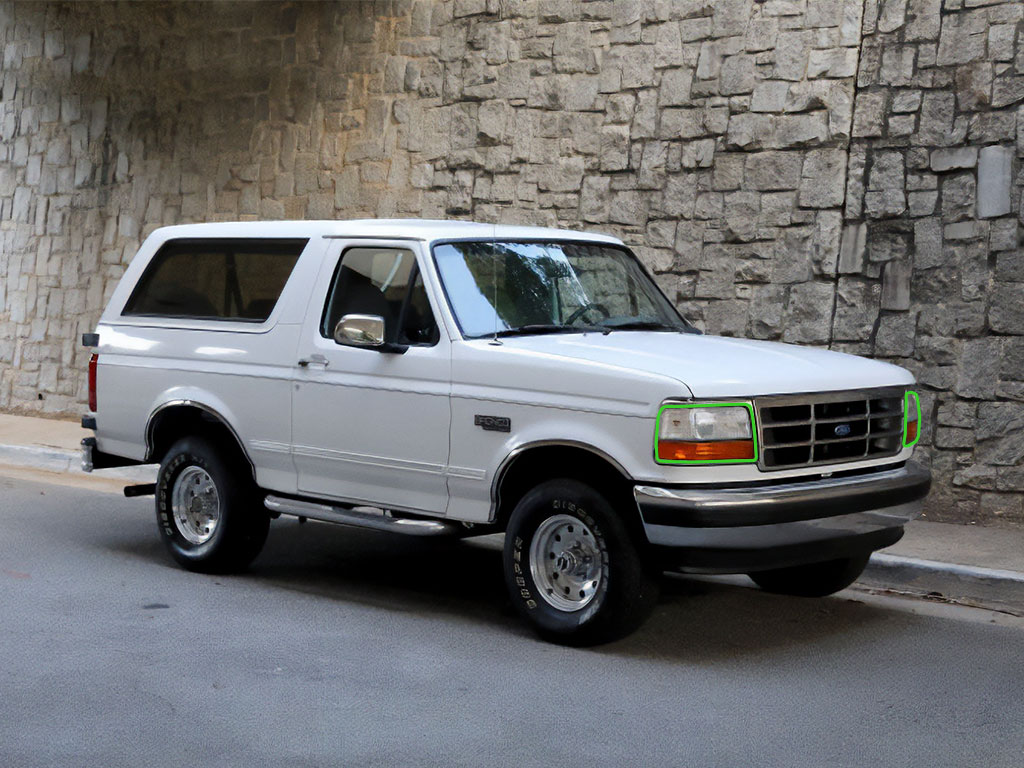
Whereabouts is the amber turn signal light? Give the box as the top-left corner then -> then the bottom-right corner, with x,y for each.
657,439 -> 755,462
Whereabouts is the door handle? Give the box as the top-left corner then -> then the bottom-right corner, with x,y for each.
298,354 -> 329,368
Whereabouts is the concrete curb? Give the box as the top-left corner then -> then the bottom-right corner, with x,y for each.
0,443 -> 156,483
0,444 -> 80,473
861,553 -> 1024,616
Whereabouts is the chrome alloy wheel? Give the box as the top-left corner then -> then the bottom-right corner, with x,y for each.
171,466 -> 221,545
529,514 -> 603,612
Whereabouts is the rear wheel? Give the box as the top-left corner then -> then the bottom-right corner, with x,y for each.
503,478 -> 658,645
748,555 -> 870,597
155,435 -> 269,573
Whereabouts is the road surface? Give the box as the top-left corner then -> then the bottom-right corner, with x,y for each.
1,468 -> 1022,767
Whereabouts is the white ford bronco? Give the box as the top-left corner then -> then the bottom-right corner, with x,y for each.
82,219 -> 930,644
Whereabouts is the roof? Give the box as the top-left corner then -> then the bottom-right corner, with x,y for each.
146,218 -> 624,246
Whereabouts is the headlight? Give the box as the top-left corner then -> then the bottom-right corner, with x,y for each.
656,403 -> 757,464
904,390 -> 921,447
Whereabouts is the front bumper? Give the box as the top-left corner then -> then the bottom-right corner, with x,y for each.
635,463 -> 931,574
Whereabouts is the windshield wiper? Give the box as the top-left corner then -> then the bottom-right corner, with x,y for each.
492,323 -> 609,338
600,320 -> 687,332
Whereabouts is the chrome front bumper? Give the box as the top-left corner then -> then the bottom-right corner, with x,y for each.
635,463 -> 931,573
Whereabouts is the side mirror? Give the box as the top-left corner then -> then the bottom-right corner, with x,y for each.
334,314 -> 385,347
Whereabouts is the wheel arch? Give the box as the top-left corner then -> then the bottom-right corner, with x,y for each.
491,441 -> 640,533
145,399 -> 256,480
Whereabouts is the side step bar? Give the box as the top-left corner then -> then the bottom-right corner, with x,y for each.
264,495 -> 463,537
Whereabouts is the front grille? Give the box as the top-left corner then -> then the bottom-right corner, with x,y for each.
755,388 -> 905,470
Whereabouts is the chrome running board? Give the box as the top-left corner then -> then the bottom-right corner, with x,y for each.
264,495 -> 462,537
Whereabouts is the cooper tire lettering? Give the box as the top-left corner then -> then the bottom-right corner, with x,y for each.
502,478 -> 658,645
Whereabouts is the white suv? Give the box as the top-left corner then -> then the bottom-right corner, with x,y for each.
82,219 -> 930,644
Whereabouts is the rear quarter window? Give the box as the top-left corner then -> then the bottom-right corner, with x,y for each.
122,238 -> 307,322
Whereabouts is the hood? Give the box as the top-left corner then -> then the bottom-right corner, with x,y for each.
496,332 -> 914,398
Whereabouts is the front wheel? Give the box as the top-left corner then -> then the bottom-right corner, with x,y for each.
503,479 -> 658,645
155,435 -> 269,574
748,554 -> 870,597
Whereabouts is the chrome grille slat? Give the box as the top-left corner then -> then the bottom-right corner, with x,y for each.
816,432 -> 898,445
764,432 -> 904,449
764,414 -> 878,427
815,415 -> 870,425
755,388 -> 905,471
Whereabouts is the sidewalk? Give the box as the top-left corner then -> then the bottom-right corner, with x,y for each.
1,412 -> 1022,614
0,412 -> 155,481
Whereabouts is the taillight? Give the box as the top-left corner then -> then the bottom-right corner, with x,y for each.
88,353 -> 98,412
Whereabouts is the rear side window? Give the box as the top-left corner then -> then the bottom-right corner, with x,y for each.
122,238 -> 307,322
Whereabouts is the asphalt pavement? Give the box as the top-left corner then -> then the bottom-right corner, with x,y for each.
6,411 -> 1024,617
2,470 -> 1023,768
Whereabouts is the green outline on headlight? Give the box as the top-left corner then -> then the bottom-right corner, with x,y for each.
903,389 -> 921,448
654,401 -> 759,465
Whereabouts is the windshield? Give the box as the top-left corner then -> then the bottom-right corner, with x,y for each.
432,240 -> 693,339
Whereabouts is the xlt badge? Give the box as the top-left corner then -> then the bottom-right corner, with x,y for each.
475,415 -> 511,433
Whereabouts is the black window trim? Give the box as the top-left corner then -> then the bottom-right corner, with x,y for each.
121,237 -> 309,325
428,237 -> 694,340
319,244 -> 441,348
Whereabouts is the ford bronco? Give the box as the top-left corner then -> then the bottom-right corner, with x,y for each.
82,219 -> 930,644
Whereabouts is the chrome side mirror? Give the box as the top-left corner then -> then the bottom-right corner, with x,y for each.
334,314 -> 385,347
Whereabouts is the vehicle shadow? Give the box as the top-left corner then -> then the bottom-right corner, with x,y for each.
261,519 -> 899,661
253,519 -> 512,619
111,517 -> 903,662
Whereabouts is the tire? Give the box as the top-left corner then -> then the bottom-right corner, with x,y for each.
748,554 -> 870,597
503,478 -> 658,646
155,435 -> 269,574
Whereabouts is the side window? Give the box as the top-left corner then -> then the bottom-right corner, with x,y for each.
320,247 -> 439,346
122,239 -> 306,322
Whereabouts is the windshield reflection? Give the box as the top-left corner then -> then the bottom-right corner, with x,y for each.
433,241 -> 692,339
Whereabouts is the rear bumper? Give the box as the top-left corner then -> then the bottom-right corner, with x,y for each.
80,437 -> 143,473
635,463 -> 930,574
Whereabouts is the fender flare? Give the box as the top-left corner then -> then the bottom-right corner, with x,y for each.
489,439 -> 632,522
145,399 -> 257,480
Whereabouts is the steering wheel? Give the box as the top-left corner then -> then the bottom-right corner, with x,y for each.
565,302 -> 611,325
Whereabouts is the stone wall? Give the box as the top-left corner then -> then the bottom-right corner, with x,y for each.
0,0 -> 1020,524
845,0 -> 1024,523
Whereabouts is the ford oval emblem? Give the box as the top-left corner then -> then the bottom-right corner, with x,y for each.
834,423 -> 852,437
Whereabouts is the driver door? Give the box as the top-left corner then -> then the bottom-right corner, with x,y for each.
290,241 -> 451,514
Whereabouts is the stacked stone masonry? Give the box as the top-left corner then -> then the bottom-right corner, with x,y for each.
0,0 -> 1020,524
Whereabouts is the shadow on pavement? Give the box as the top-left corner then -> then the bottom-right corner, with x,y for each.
108,516 -> 898,661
